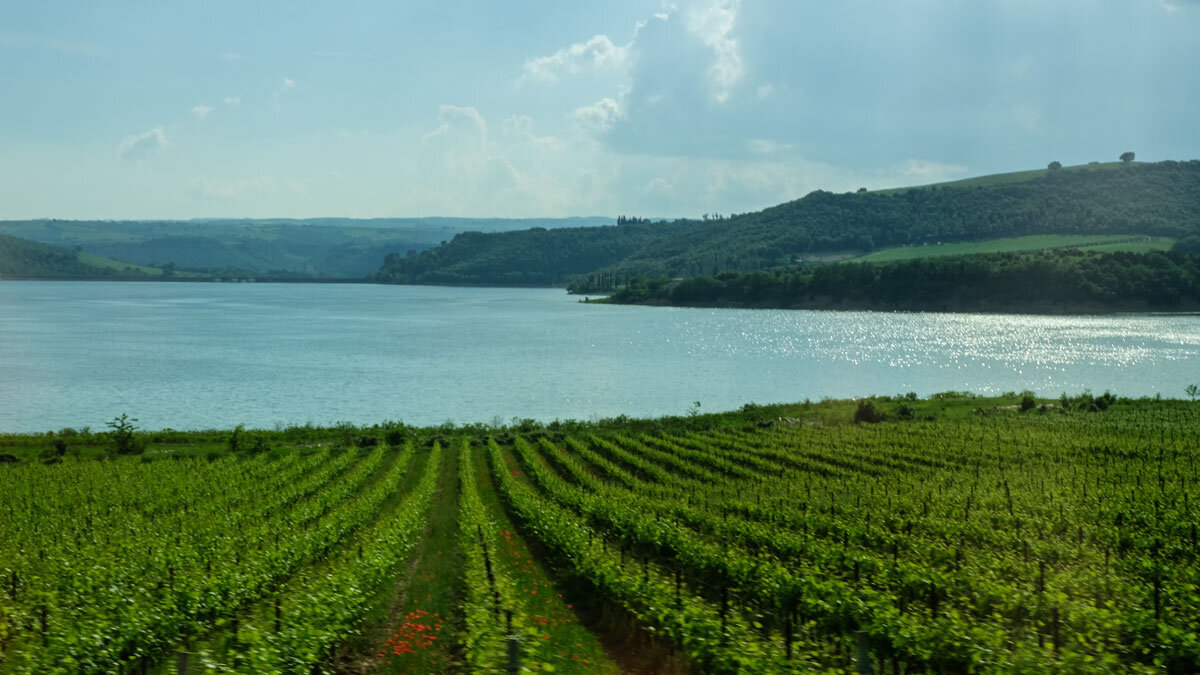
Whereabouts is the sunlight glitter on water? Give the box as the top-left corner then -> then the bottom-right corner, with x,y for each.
1,283 -> 1198,431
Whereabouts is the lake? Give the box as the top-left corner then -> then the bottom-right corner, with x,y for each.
1,281 -> 1197,432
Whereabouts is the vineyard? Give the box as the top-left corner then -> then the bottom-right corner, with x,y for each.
1,395 -> 1199,673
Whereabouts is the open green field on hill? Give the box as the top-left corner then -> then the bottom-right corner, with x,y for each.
853,234 -> 1174,263
75,251 -> 170,276
871,161 -> 1128,195
2,392 -> 1199,673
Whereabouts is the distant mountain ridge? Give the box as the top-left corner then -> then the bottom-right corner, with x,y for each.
373,160 -> 1200,288
0,217 -> 615,279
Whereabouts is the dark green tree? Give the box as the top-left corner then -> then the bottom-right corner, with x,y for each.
1120,151 -> 1135,164
106,414 -> 143,455
1048,161 -> 1062,170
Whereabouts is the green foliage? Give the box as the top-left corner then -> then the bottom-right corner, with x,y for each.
0,233 -> 149,278
375,220 -> 682,286
853,399 -> 884,423
611,249 -> 1200,312
374,160 -> 1200,288
7,399 -> 1200,672
383,424 -> 407,448
105,413 -> 143,455
228,424 -> 244,453
0,217 -> 614,279
1020,392 -> 1037,412
854,234 -> 1173,264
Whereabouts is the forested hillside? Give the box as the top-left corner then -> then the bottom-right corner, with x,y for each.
0,233 -> 154,278
375,219 -> 687,286
610,249 -> 1200,313
375,161 -> 1200,287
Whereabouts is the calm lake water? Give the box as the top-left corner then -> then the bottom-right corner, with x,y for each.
1,281 -> 1197,432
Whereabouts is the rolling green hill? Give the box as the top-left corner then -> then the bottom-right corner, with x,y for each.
852,234 -> 1175,263
0,233 -> 161,278
374,160 -> 1200,289
374,219 -> 688,286
870,160 -> 1127,194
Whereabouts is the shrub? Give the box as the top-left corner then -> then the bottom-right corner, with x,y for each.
228,425 -> 244,453
249,435 -> 270,455
854,399 -> 884,424
384,428 -> 406,447
106,414 -> 144,456
1020,394 -> 1037,412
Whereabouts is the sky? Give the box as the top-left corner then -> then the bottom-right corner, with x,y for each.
1,0 -> 1198,220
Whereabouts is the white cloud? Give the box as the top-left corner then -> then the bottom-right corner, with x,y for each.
502,115 -> 558,148
572,97 -> 626,133
273,76 -> 296,103
224,96 -> 240,106
518,35 -> 630,86
756,83 -> 775,99
191,104 -> 214,120
423,105 -> 488,152
190,176 -> 307,200
645,176 -> 675,196
684,0 -> 743,102
116,126 -> 168,160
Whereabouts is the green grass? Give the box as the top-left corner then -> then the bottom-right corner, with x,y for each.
470,447 -> 623,673
852,234 -> 1174,263
872,161 -> 1130,195
76,251 -> 165,276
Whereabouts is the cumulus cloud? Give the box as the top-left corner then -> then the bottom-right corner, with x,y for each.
572,97 -> 626,133
684,0 -> 743,102
645,176 -> 675,196
191,104 -> 213,120
190,176 -> 306,200
502,115 -> 558,148
518,35 -> 630,86
423,105 -> 488,152
224,96 -> 240,106
116,126 -> 168,160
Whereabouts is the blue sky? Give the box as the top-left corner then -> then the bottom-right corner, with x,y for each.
1,0 -> 1198,219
